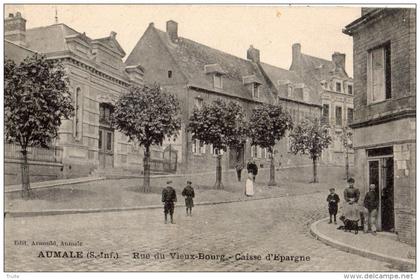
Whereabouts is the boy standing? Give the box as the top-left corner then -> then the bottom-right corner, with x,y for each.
327,188 -> 340,224
182,181 -> 195,216
162,181 -> 177,224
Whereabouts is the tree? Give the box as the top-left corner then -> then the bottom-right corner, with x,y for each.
248,104 -> 293,186
341,126 -> 353,181
112,83 -> 181,192
289,118 -> 332,183
188,99 -> 247,189
4,54 -> 74,199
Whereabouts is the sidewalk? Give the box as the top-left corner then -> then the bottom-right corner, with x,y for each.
310,218 -> 416,271
5,166 -> 346,217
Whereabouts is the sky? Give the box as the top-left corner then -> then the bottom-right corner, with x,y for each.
5,5 -> 361,77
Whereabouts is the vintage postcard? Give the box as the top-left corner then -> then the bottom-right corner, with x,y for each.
3,4 -> 416,274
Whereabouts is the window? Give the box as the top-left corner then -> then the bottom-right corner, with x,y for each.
348,84 -> 353,95
199,141 -> 206,154
368,43 -> 391,103
347,108 -> 354,125
335,106 -> 342,126
252,83 -> 260,99
99,103 -> 113,124
335,82 -> 342,92
213,74 -> 222,89
195,98 -> 203,109
74,87 -> 83,140
210,145 -> 223,155
261,148 -> 267,159
106,132 -> 113,152
168,70 -> 172,78
287,85 -> 293,97
98,130 -> 103,149
192,139 -> 206,154
251,145 -> 258,158
322,104 -> 330,125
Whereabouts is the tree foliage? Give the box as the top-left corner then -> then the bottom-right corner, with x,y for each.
289,118 -> 332,160
112,83 -> 182,147
4,54 -> 74,150
248,104 -> 293,153
188,99 -> 247,151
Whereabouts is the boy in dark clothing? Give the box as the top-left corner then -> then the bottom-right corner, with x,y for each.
182,181 -> 195,216
162,181 -> 177,224
327,188 -> 340,224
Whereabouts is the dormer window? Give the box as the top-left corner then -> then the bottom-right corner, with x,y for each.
168,70 -> 173,78
204,64 -> 227,90
213,74 -> 222,89
347,84 -> 353,95
252,83 -> 260,99
335,81 -> 342,92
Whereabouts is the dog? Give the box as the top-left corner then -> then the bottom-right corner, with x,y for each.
338,215 -> 359,234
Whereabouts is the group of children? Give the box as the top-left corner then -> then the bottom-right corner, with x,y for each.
161,180 -> 195,224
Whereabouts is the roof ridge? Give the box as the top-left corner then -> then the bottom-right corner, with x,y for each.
153,27 -> 256,68
301,52 -> 333,64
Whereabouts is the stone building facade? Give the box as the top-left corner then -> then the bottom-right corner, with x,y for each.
344,8 -> 416,245
289,43 -> 354,166
4,12 -> 146,184
126,20 -> 321,174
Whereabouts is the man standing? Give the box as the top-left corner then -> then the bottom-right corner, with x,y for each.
363,184 -> 379,235
162,181 -> 177,224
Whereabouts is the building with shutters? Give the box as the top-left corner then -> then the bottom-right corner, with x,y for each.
126,20 -> 322,173
344,8 -> 416,245
289,43 -> 354,166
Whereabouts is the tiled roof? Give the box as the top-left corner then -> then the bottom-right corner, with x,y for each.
260,62 -> 320,105
5,40 -> 36,63
152,27 -> 275,102
25,24 -> 78,53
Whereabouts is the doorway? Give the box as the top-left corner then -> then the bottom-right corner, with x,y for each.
98,127 -> 114,169
367,148 -> 394,232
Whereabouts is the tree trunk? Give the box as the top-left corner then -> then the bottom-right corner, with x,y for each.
345,148 -> 349,181
268,151 -> 277,186
20,149 -> 31,199
312,157 -> 319,183
214,154 -> 224,189
143,145 -> 151,193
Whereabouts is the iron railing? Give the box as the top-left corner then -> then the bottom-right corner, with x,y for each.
5,143 -> 63,163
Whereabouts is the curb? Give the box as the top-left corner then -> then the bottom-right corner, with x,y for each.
5,177 -> 106,193
5,191 -> 322,218
310,217 -> 415,271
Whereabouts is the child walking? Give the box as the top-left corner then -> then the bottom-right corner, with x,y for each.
326,187 -> 340,224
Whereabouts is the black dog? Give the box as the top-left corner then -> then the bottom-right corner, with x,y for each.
338,215 -> 359,234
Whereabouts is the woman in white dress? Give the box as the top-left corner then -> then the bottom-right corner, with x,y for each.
245,172 -> 255,197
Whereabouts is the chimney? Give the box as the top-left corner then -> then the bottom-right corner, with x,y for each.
332,52 -> 346,71
166,20 -> 178,42
247,45 -> 260,63
5,12 -> 26,46
292,43 -> 301,64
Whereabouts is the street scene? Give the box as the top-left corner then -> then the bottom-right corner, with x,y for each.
3,5 -> 416,273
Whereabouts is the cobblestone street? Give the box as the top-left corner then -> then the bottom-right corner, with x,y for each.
5,190 -> 399,272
